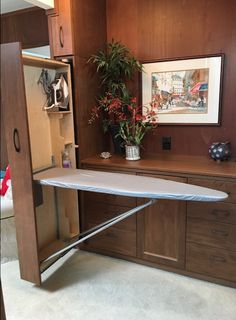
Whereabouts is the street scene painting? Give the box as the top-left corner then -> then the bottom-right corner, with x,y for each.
151,68 -> 209,114
142,55 -> 223,124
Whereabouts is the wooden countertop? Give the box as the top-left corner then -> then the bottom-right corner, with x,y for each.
81,154 -> 236,179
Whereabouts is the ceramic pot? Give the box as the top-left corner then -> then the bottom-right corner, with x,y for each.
209,141 -> 231,161
125,145 -> 140,160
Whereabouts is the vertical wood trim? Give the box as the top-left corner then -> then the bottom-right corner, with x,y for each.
1,43 -> 41,285
1,282 -> 6,320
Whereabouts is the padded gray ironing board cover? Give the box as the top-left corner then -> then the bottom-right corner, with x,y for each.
34,168 -> 227,202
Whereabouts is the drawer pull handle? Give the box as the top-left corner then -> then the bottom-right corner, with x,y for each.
211,209 -> 230,219
59,26 -> 64,48
13,128 -> 20,152
209,255 -> 226,263
211,229 -> 229,237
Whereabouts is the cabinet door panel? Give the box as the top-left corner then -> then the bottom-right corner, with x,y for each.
137,174 -> 187,269
1,43 -> 41,285
48,0 -> 73,57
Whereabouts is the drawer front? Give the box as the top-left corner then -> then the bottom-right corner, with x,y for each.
188,178 -> 236,203
187,218 -> 236,251
83,191 -> 136,208
187,202 -> 236,224
83,202 -> 136,232
186,243 -> 236,282
139,173 -> 187,183
84,223 -> 136,257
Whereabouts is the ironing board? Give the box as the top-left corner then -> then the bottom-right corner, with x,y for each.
34,168 -> 228,263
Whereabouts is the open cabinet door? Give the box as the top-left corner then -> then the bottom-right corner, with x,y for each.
1,43 -> 41,285
1,42 -> 80,285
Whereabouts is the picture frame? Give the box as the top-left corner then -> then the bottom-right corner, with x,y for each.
141,54 -> 224,125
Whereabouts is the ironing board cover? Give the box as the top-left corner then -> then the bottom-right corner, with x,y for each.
34,168 -> 227,202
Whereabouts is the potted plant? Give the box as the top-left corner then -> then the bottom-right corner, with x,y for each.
117,97 -> 158,160
88,40 -> 142,153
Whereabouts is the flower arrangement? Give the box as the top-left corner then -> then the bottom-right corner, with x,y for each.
89,95 -> 158,147
117,98 -> 158,146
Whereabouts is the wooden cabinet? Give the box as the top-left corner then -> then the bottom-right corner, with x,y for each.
1,43 -> 79,285
47,0 -> 107,161
81,155 -> 236,287
137,175 -> 187,269
186,177 -> 236,283
81,171 -> 187,268
80,170 -> 137,257
47,0 -> 74,57
81,192 -> 137,257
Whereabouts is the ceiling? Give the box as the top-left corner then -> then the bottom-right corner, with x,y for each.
1,0 -> 35,14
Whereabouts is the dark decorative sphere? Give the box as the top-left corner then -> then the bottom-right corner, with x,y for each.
209,142 -> 231,161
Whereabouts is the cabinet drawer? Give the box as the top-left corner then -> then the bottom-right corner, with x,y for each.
84,224 -> 136,257
83,191 -> 136,208
186,243 -> 236,282
187,202 -> 236,224
83,202 -> 136,232
139,173 -> 186,183
187,218 -> 236,251
188,178 -> 236,203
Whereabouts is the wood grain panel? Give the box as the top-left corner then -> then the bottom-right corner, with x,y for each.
72,0 -> 107,58
81,154 -> 236,180
1,7 -> 49,49
187,218 -> 236,251
83,191 -> 136,208
1,282 -> 6,320
84,224 -> 136,257
186,242 -> 236,282
83,202 -> 136,232
73,56 -> 105,162
1,43 -> 41,285
106,0 -> 138,56
137,174 -> 187,269
188,178 -> 236,203
106,0 -> 236,158
187,202 -> 236,224
48,0 -> 74,57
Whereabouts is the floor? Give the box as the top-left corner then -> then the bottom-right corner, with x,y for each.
1,250 -> 236,320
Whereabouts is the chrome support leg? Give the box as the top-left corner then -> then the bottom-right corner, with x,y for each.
43,199 -> 156,263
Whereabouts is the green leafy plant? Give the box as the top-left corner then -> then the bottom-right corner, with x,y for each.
88,40 -> 142,130
88,40 -> 158,149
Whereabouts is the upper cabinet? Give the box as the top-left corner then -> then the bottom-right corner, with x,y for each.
47,0 -> 74,57
47,0 -> 107,59
46,0 -> 107,161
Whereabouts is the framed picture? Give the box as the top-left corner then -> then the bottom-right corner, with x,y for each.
142,54 -> 224,125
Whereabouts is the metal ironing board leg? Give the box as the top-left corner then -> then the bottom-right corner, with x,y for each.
42,199 -> 156,264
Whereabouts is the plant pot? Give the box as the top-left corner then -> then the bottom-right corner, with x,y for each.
109,124 -> 125,154
125,145 -> 140,161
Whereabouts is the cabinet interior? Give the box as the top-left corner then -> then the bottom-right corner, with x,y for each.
22,55 -> 79,263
